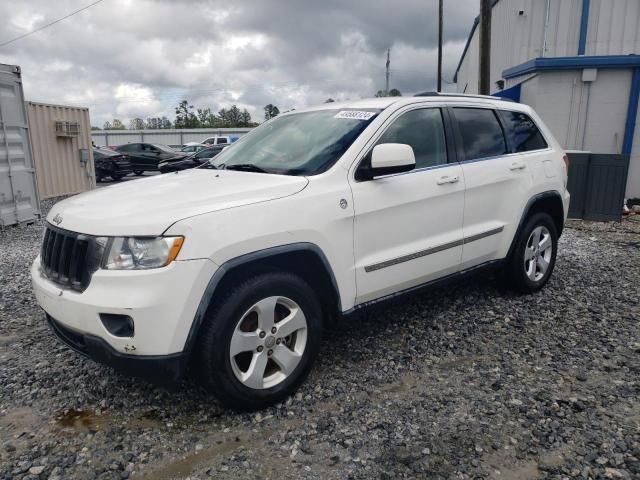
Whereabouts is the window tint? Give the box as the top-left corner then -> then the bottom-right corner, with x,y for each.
453,108 -> 507,160
217,138 -> 228,144
499,110 -> 548,152
376,108 -> 448,169
117,144 -> 137,152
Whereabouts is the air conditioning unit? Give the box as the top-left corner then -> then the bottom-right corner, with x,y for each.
55,121 -> 80,137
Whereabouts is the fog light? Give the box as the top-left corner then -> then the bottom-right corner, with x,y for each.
99,313 -> 134,337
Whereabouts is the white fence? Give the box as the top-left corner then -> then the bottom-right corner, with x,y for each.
91,128 -> 253,147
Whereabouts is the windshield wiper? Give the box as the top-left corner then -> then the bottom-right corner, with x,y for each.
222,163 -> 270,173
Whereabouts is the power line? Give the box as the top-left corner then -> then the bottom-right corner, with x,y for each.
0,0 -> 106,48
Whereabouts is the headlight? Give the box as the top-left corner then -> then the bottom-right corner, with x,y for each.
103,236 -> 184,270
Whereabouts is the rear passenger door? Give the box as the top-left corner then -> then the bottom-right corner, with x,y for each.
451,106 -> 540,268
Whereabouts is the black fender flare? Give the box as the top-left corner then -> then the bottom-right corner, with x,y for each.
506,190 -> 565,260
183,242 -> 341,354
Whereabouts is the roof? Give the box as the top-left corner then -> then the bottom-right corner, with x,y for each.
290,94 -> 524,116
453,0 -> 501,83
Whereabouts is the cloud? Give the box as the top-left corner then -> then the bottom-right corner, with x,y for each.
0,0 -> 478,126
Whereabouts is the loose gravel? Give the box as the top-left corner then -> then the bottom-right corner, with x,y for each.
1,199 -> 639,480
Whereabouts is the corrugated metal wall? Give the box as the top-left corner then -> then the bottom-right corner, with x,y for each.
585,0 -> 640,55
91,128 -> 252,147
456,0 -> 640,92
0,64 -> 41,226
456,0 -> 582,94
27,102 -> 95,199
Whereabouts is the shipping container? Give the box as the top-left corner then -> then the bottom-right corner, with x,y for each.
0,63 -> 41,227
91,128 -> 251,148
27,102 -> 95,199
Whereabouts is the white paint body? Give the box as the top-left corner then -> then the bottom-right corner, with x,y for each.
32,96 -> 570,357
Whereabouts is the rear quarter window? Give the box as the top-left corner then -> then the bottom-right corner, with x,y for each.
499,110 -> 548,152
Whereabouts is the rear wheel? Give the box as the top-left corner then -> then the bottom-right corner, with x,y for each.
194,272 -> 322,411
111,174 -> 123,181
133,170 -> 144,176
503,212 -> 558,293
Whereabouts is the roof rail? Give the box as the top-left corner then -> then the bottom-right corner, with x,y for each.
413,92 -> 514,102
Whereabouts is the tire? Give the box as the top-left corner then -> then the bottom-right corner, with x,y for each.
502,212 -> 558,293
194,272 -> 323,411
111,174 -> 123,181
133,170 -> 144,176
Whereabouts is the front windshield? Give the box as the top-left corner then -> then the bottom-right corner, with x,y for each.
210,109 -> 380,175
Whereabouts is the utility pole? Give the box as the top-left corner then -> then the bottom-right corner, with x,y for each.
437,0 -> 443,92
479,0 -> 492,94
385,48 -> 391,95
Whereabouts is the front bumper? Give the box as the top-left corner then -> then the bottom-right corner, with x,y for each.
31,256 -> 217,356
46,314 -> 185,383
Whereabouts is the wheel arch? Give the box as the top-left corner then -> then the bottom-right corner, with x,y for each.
507,190 -> 565,259
184,243 -> 341,354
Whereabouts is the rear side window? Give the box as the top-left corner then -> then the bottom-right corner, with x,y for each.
453,108 -> 507,161
217,138 -> 228,144
499,110 -> 548,152
376,108 -> 448,169
117,144 -> 137,153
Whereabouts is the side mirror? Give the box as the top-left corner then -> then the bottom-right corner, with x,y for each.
369,143 -> 415,178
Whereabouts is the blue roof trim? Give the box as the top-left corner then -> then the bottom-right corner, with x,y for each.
578,0 -> 591,55
492,83 -> 521,102
453,0 -> 501,83
503,55 -> 640,79
622,67 -> 640,156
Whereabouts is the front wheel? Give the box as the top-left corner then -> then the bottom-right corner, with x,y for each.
502,212 -> 558,293
133,170 -> 144,176
194,272 -> 323,411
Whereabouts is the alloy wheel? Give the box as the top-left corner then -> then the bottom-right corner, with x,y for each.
229,296 -> 308,389
524,225 -> 553,282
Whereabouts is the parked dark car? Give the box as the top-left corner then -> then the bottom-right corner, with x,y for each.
113,143 -> 187,175
158,145 -> 226,173
93,148 -> 132,182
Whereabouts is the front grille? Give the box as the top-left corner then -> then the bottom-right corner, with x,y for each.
41,225 -> 95,291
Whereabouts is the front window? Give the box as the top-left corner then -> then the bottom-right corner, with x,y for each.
210,109 -> 381,175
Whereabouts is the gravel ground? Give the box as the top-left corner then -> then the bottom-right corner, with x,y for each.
1,200 -> 639,480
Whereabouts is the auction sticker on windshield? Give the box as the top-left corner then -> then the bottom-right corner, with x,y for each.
334,110 -> 376,120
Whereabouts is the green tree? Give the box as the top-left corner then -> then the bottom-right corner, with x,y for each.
174,100 -> 199,128
91,126 -> 101,130
103,121 -> 112,130
129,118 -> 145,130
159,116 -> 173,129
324,98 -> 335,103
374,88 -> 402,97
197,108 -> 216,128
263,104 -> 280,120
111,119 -> 126,130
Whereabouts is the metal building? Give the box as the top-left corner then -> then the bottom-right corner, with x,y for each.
91,128 -> 251,148
27,102 -> 95,199
0,64 -> 40,227
454,0 -> 640,199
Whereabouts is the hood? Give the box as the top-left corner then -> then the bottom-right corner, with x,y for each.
47,169 -> 308,236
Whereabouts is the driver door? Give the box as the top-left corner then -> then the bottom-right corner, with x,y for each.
349,107 -> 465,304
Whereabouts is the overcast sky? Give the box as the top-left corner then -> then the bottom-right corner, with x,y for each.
0,0 -> 478,127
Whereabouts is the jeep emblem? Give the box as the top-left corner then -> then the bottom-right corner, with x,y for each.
52,213 -> 63,225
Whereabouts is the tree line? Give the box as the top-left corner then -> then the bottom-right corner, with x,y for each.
94,90 -> 402,130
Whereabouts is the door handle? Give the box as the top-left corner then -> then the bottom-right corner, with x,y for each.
436,175 -> 460,185
510,162 -> 526,171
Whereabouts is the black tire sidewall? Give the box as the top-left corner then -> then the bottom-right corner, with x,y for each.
508,212 -> 558,292
196,272 -> 322,410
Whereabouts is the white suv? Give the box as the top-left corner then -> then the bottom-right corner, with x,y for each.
32,94 -> 570,410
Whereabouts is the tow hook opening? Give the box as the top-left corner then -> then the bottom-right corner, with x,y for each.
99,313 -> 135,337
